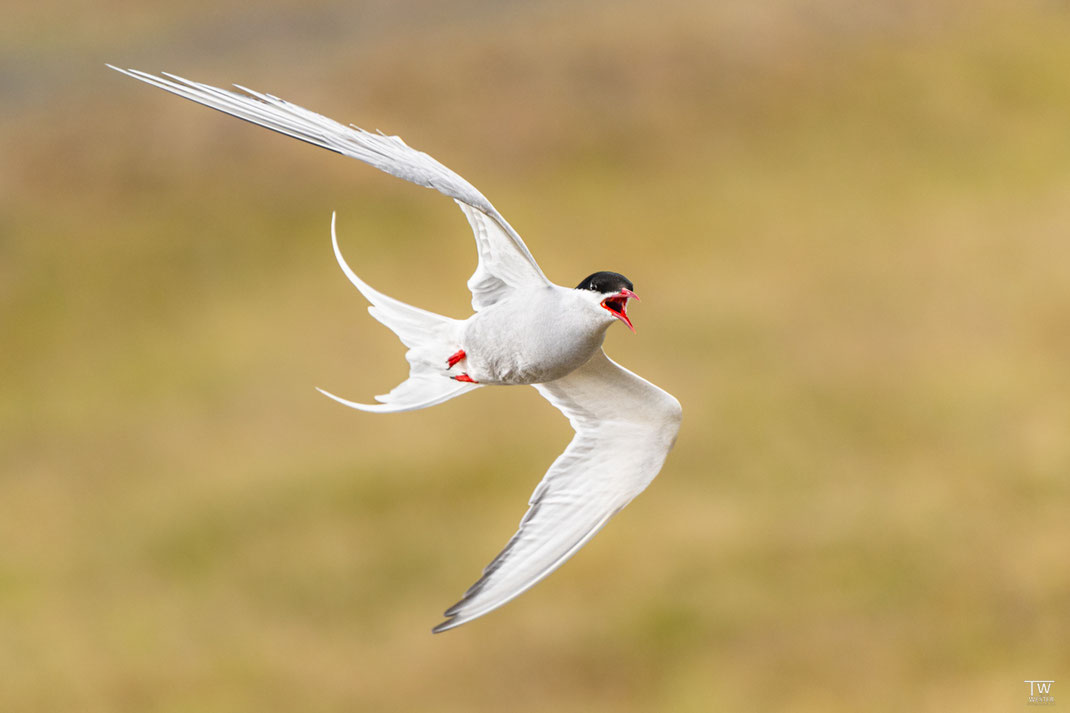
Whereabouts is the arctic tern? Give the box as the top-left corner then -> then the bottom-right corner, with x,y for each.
110,67 -> 682,632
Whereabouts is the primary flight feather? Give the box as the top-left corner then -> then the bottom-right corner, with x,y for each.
110,66 -> 682,632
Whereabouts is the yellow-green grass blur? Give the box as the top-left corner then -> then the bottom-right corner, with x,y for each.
2,1 -> 1068,711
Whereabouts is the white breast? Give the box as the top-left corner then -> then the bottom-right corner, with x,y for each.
461,287 -> 610,385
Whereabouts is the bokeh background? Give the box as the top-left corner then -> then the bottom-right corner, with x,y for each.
3,0 -> 1068,710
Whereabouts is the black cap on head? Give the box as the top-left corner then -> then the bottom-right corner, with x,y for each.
575,271 -> 633,294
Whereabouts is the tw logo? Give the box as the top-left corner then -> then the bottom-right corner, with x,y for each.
1025,680 -> 1055,705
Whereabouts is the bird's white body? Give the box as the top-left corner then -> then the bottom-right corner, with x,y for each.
462,286 -> 613,385
111,66 -> 682,633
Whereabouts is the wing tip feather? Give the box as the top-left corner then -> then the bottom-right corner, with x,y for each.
431,617 -> 462,634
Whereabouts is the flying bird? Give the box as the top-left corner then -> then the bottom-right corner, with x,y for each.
109,67 -> 682,633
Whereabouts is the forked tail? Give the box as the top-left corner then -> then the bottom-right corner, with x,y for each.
317,213 -> 480,413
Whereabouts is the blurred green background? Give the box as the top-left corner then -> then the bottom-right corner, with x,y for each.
2,0 -> 1068,710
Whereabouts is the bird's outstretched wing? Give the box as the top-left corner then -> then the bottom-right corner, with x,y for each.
108,67 -> 551,310
433,350 -> 682,633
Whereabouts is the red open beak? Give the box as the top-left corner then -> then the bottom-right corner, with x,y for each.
601,288 -> 639,332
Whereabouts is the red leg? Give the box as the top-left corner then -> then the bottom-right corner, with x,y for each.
446,349 -> 467,369
452,374 -> 477,383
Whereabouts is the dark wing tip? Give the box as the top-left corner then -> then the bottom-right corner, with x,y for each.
431,617 -> 461,634
431,574 -> 496,633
